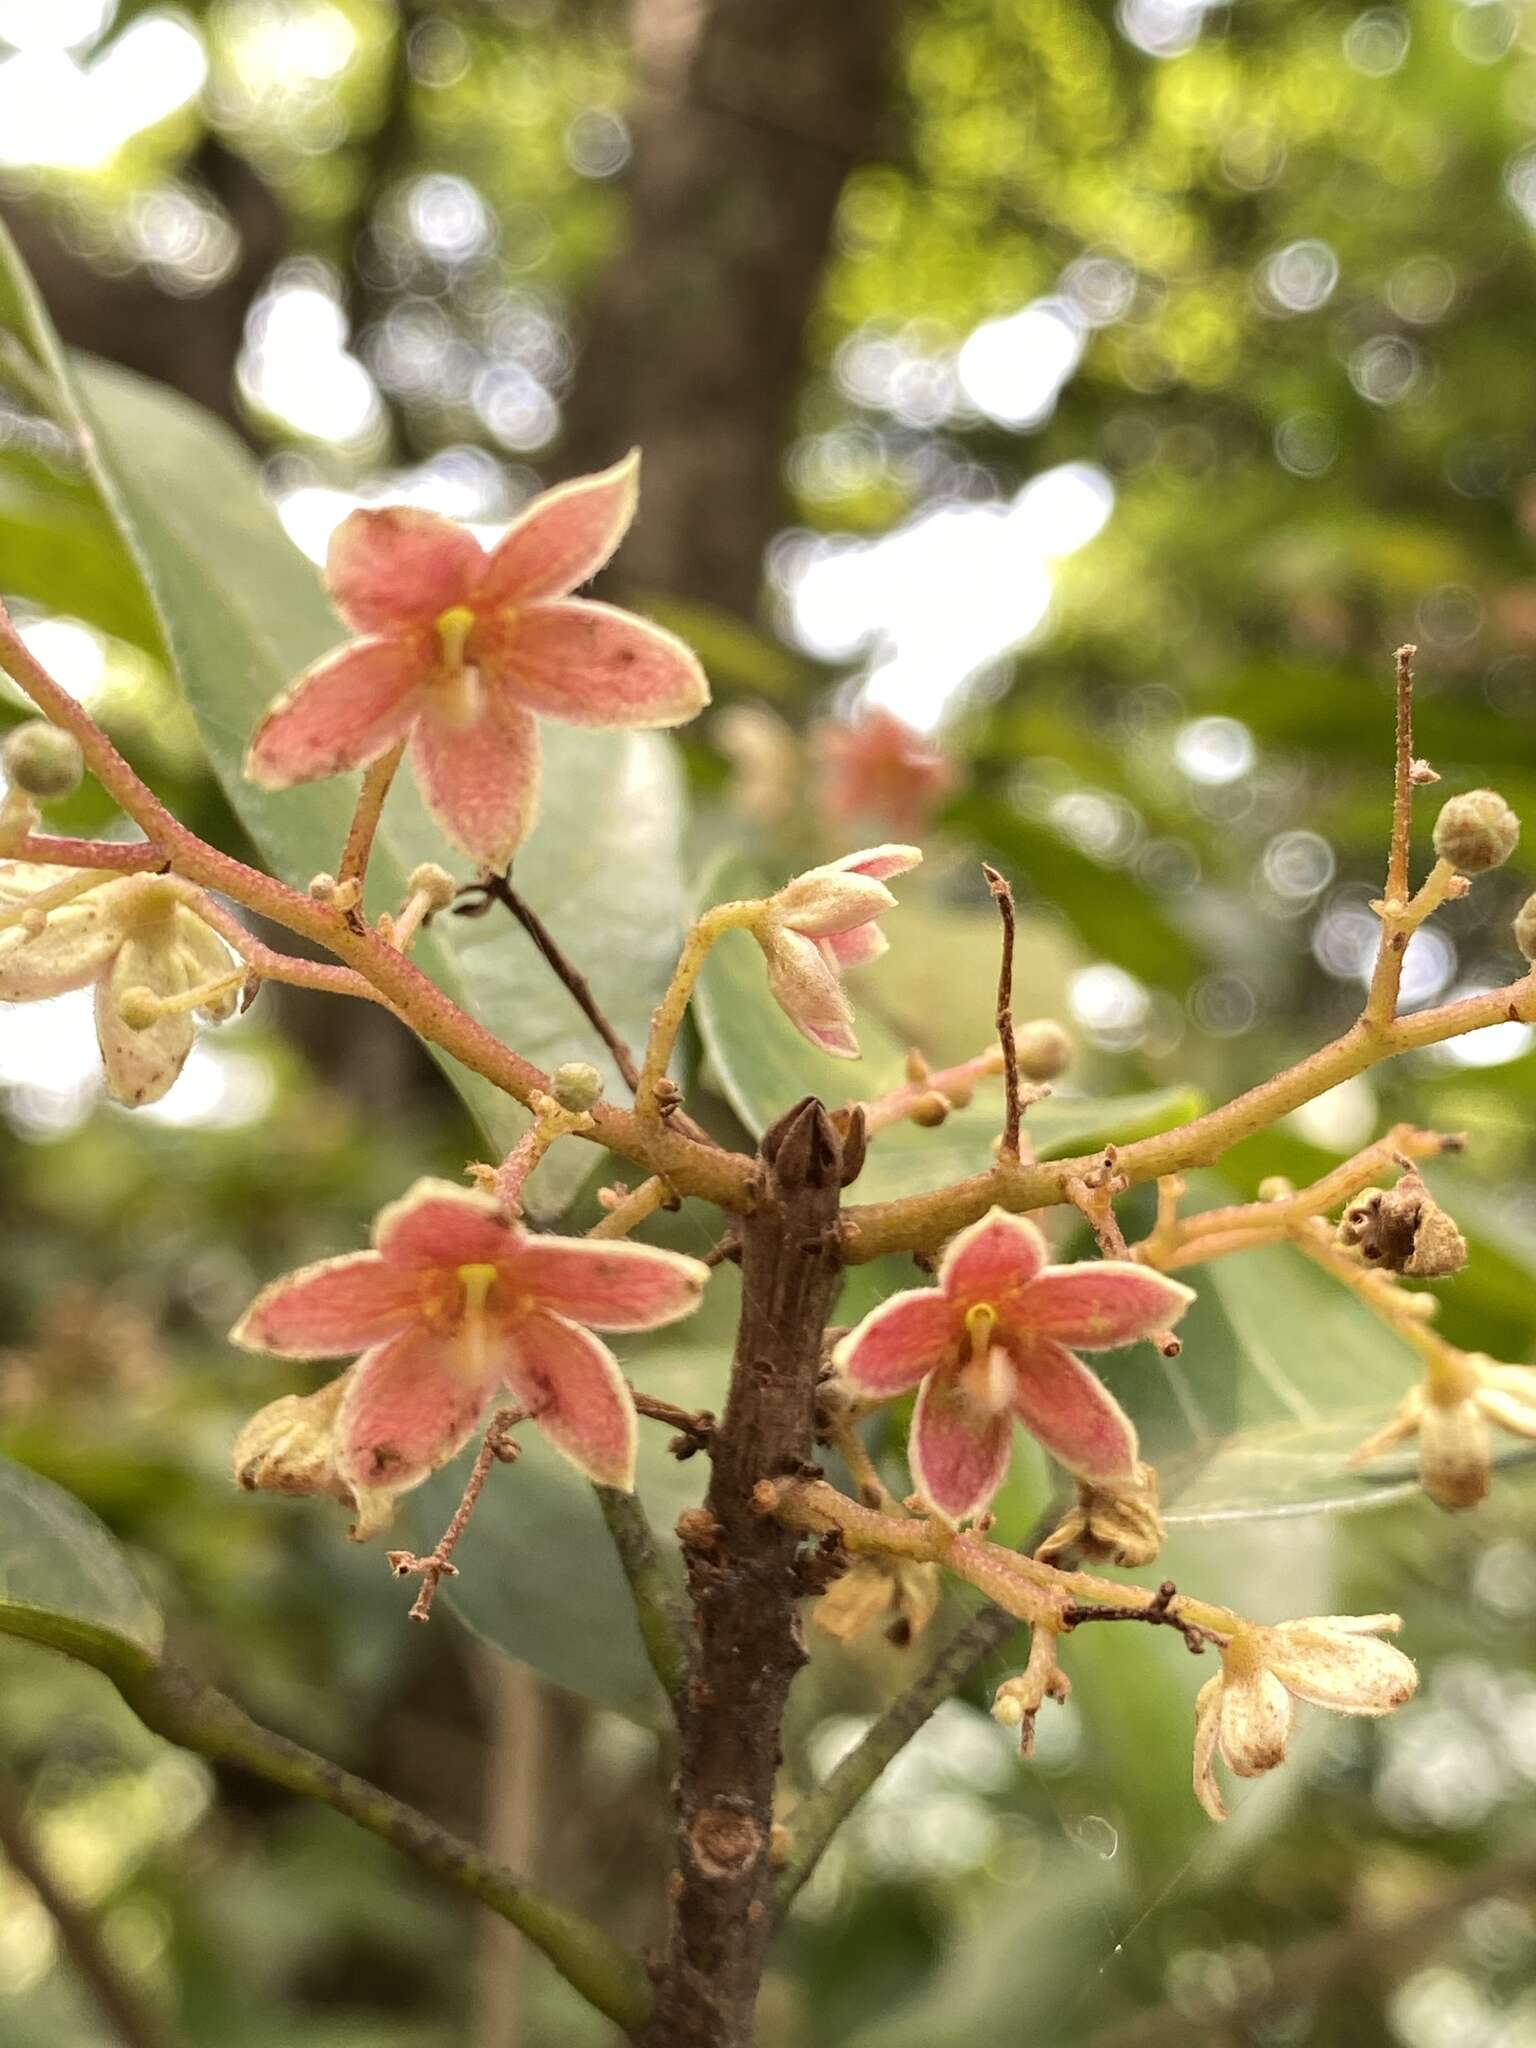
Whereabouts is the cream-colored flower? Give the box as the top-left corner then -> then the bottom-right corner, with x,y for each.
1349,1353 -> 1536,1513
0,867 -> 239,1106
1193,1615 -> 1416,1820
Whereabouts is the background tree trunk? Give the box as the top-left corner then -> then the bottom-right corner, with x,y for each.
561,0 -> 901,621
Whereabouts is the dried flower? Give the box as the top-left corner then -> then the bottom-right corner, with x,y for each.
814,1555 -> 940,1646
833,1208 -> 1193,1522
755,845 -> 920,1058
1036,1462 -> 1164,1568
232,1373 -> 353,1507
815,705 -> 955,836
1337,1167 -> 1467,1279
231,1178 -> 709,1535
1432,788 -> 1520,874
0,867 -> 238,1106
2,721 -> 83,800
1350,1351 -> 1536,1511
1193,1615 -> 1416,1820
245,453 -> 710,868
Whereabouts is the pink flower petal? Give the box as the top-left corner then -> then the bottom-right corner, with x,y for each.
337,1326 -> 498,1506
823,922 -> 888,970
506,1311 -> 637,1489
515,1237 -> 708,1331
326,507 -> 485,634
373,1178 -> 510,1271
411,691 -> 541,869
230,1253 -> 425,1357
760,927 -> 859,1058
938,1209 -> 1049,1310
831,845 -> 923,884
475,600 -> 709,729
833,1289 -> 960,1396
245,635 -> 428,789
1005,1333 -> 1138,1482
1015,1262 -> 1195,1351
908,1368 -> 1013,1523
476,451 -> 640,606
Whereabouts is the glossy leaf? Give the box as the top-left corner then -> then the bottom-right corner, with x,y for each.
0,220 -> 689,1215
0,1453 -> 162,1668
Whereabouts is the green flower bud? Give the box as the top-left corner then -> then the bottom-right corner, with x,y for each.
2,720 -> 83,801
1013,1018 -> 1072,1081
1432,789 -> 1520,874
551,1061 -> 603,1112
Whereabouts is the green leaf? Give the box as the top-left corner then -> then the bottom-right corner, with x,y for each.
692,854 -> 1199,1201
414,1257 -> 738,1722
0,1454 -> 162,1671
0,220 -> 687,1215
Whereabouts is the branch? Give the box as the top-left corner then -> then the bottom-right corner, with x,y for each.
0,1762 -> 183,2048
841,974 -> 1536,1261
105,1656 -> 651,2032
0,605 -> 757,1217
595,1485 -> 693,1707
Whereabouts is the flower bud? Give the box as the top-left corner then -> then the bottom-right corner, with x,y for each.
1013,1019 -> 1073,1081
2,721 -> 83,800
1432,789 -> 1520,874
1514,892 -> 1536,964
551,1061 -> 603,1112
407,863 -> 458,911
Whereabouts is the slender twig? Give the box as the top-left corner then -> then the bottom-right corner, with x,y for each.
1364,644 -> 1421,1028
630,1388 -> 715,1457
1061,1578 -> 1217,1653
338,739 -> 406,905
1067,1153 -> 1182,1359
982,863 -> 1023,1160
588,1175 -> 675,1240
387,1407 -> 525,1622
7,833 -> 165,873
0,1764 -> 182,2048
594,1486 -> 692,1706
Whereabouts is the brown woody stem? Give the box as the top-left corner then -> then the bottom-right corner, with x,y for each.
983,862 -> 1023,1159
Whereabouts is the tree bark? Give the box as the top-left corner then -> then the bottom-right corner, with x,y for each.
562,0 -> 901,620
638,1098 -> 849,2046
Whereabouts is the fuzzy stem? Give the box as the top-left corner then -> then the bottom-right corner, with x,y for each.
587,1176 -> 674,1240
5,834 -> 165,873
338,740 -> 406,903
637,899 -> 764,1119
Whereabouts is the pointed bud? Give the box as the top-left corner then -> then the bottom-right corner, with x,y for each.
2,721 -> 84,800
1433,789 -> 1520,873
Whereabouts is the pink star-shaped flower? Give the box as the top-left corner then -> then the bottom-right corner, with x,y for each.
245,451 -> 709,868
231,1178 -> 709,1531
833,1208 -> 1194,1522
758,845 -> 920,1058
816,706 -> 955,836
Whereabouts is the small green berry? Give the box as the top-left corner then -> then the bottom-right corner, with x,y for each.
1432,789 -> 1520,874
551,1061 -> 603,1112
1,720 -> 83,801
